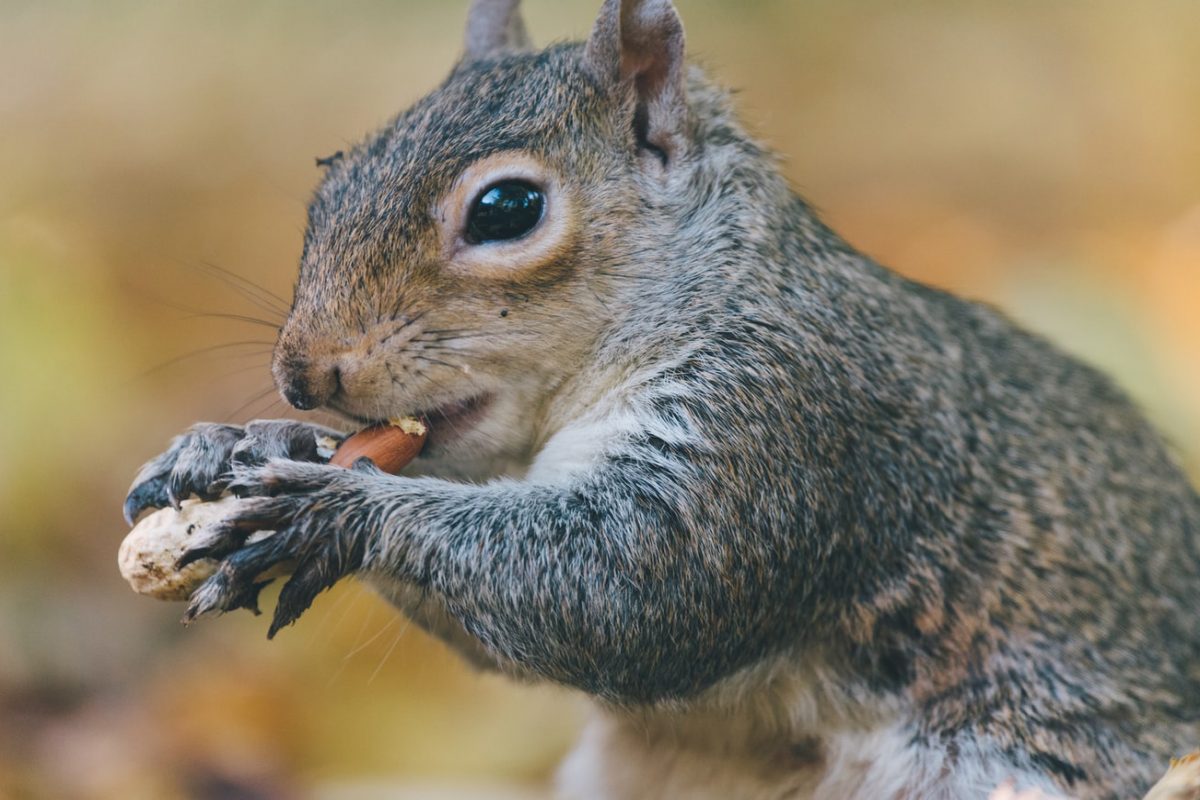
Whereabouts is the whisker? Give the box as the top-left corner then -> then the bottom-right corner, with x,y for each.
409,346 -> 479,359
241,395 -> 285,424
183,311 -> 284,331
310,581 -> 363,649
203,360 -> 275,385
418,329 -> 495,339
223,385 -> 279,423
411,355 -> 463,371
141,341 -> 275,377
198,260 -> 290,313
151,294 -> 286,331
384,361 -> 401,386
368,616 -> 411,685
177,259 -> 291,319
380,310 -> 427,345
327,591 -> 376,688
254,398 -> 288,421
342,613 -> 400,662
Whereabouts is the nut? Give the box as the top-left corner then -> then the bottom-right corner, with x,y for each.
118,417 -> 428,600
117,496 -> 277,601
330,416 -> 428,473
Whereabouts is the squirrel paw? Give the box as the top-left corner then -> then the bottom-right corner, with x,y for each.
124,420 -> 344,525
180,458 -> 381,637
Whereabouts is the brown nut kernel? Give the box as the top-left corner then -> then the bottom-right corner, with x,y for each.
329,416 -> 428,473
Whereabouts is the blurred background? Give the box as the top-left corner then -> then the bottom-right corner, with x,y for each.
1,0 -> 1197,797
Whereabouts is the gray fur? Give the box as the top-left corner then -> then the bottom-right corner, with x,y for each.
584,0 -> 688,160
464,0 -> 531,60
124,420 -> 342,524
125,1 -> 1200,796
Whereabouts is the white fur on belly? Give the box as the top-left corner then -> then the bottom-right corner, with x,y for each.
556,714 -> 1065,800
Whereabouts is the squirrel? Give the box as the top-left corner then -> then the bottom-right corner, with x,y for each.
123,0 -> 1200,797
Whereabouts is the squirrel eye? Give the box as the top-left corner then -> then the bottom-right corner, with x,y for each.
464,180 -> 545,244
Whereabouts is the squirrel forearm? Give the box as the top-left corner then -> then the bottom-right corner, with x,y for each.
362,461 -> 784,704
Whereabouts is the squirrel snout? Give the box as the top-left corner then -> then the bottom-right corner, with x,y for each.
274,355 -> 341,411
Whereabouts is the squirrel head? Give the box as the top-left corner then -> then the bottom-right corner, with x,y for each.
274,0 -> 699,463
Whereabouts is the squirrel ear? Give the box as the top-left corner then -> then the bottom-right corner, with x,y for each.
464,0 -> 532,60
584,0 -> 687,164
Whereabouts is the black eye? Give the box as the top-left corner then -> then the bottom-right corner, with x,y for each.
464,180 -> 545,244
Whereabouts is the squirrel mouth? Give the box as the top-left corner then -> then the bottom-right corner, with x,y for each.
337,393 -> 492,449
414,393 -> 493,448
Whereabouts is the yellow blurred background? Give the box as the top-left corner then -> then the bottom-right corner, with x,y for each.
0,1 -> 1197,797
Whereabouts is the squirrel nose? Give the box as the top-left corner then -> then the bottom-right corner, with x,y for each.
277,359 -> 341,411
281,379 -> 319,411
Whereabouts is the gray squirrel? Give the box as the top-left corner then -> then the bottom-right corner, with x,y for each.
123,0 -> 1200,797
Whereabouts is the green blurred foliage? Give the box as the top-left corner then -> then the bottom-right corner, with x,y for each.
1,1 -> 1197,797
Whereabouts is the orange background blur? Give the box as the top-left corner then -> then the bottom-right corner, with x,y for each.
1,1 -> 1197,797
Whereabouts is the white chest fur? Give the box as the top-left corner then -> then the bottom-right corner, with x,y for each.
554,670 -> 1064,800
556,714 -> 1063,800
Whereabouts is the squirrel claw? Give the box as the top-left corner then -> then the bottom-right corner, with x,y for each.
123,420 -> 346,526
181,528 -> 299,622
182,577 -> 269,624
124,478 -> 167,526
228,579 -> 272,616
267,554 -> 344,639
173,459 -> 369,636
